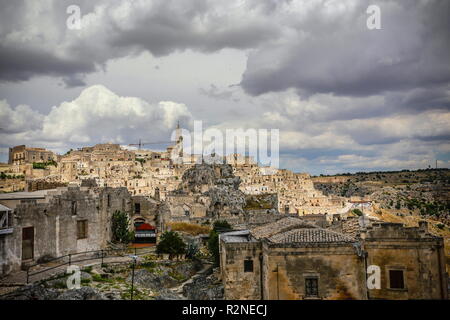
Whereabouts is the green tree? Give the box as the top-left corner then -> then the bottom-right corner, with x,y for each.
111,210 -> 133,243
208,230 -> 220,266
208,220 -> 232,266
212,220 -> 232,232
156,231 -> 186,256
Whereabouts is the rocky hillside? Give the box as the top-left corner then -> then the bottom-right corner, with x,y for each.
176,163 -> 247,217
2,256 -> 223,300
313,169 -> 450,224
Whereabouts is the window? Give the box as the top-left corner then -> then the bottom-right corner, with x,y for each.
244,259 -> 253,272
71,201 -> 77,215
107,194 -> 111,207
77,220 -> 88,239
134,203 -> 141,214
389,270 -> 405,289
305,277 -> 319,297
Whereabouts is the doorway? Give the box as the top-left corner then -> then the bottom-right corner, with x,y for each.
22,226 -> 34,260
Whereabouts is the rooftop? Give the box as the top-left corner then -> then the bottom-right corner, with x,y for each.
0,189 -> 56,200
221,230 -> 257,243
268,228 -> 354,244
250,217 -> 316,240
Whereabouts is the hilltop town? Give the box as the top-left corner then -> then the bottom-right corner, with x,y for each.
0,128 -> 448,300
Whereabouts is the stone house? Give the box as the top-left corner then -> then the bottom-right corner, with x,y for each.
220,216 -> 447,300
0,185 -> 131,276
8,145 -> 55,165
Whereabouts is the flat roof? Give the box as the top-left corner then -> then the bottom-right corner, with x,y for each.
221,230 -> 257,243
0,189 -> 56,200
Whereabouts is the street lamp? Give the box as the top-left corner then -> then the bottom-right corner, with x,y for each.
129,255 -> 138,300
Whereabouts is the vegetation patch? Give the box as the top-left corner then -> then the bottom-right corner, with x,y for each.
168,222 -> 211,236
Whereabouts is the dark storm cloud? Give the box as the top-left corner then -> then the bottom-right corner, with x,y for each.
0,45 -> 94,83
240,0 -> 450,101
2,0 -> 448,99
0,0 -> 280,86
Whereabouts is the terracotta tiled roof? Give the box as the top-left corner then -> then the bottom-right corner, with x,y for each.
250,217 -> 316,239
268,228 -> 354,244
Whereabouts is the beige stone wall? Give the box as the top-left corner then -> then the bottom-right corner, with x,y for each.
2,186 -> 131,275
262,244 -> 366,300
131,195 -> 158,226
365,240 -> 447,299
220,241 -> 263,300
364,222 -> 448,300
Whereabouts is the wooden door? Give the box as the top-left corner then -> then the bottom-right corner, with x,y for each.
22,227 -> 34,260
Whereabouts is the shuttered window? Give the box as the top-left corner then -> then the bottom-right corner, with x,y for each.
77,220 -> 88,239
244,259 -> 254,272
305,277 -> 319,297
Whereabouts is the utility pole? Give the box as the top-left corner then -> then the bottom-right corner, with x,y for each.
130,255 -> 138,300
273,264 -> 279,300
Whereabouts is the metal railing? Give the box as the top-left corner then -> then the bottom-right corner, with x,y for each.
26,245 -> 156,284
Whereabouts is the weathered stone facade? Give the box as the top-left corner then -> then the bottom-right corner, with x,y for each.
8,145 -> 55,165
363,221 -> 448,299
220,217 -> 448,300
0,185 -> 131,276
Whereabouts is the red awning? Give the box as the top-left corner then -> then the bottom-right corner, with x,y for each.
136,223 -> 156,231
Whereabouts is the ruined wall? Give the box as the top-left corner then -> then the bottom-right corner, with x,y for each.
0,231 -> 21,276
2,186 -> 131,275
12,199 -> 58,265
262,243 -> 366,300
131,195 -> 158,226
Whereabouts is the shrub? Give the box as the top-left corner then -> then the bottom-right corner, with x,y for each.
208,230 -> 220,266
136,158 -> 146,165
208,220 -> 233,266
156,231 -> 186,255
212,220 -> 232,232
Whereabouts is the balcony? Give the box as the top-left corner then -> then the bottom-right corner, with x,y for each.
0,204 -> 13,235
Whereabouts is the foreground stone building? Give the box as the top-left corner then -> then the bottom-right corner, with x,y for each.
220,216 -> 448,300
0,185 -> 131,276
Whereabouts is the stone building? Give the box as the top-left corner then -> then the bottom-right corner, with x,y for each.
0,185 -> 131,276
130,195 -> 163,230
220,216 -> 448,300
8,145 -> 55,165
5,126 -> 349,222
234,166 -> 346,215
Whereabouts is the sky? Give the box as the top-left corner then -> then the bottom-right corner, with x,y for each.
0,0 -> 449,175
